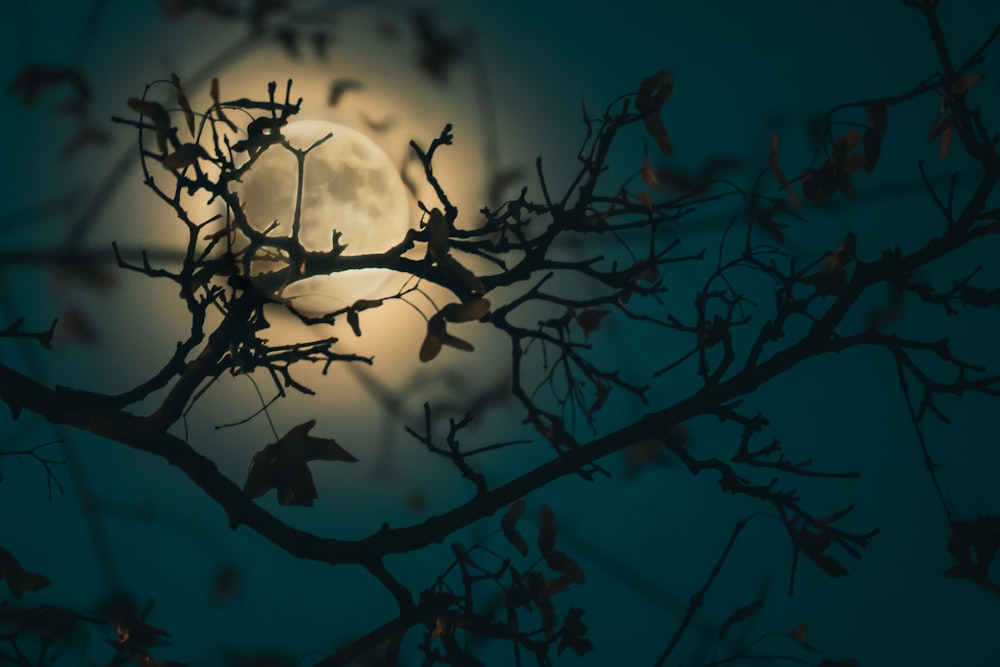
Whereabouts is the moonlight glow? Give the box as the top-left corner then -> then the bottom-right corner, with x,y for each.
238,120 -> 412,312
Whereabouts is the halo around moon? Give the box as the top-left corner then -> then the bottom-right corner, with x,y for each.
238,120 -> 412,312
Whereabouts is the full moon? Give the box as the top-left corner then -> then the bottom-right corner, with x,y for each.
237,120 -> 412,312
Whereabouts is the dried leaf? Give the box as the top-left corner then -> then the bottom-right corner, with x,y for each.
419,313 -> 474,362
719,599 -> 764,638
951,72 -> 984,95
243,420 -> 357,507
641,161 -> 659,187
791,623 -> 808,643
767,134 -> 798,204
867,102 -> 888,138
558,608 -> 594,657
209,77 -> 238,132
538,504 -> 556,554
419,315 -> 445,362
127,98 -> 172,153
576,309 -> 609,337
833,130 -> 861,153
588,381 -> 610,417
412,12 -> 463,82
637,190 -> 653,209
939,123 -> 954,161
501,500 -> 529,556
328,78 -> 363,107
636,70 -> 674,157
171,73 -> 196,136
0,547 -> 51,599
545,550 -> 585,584
441,298 -> 491,323
346,309 -> 361,337
862,128 -> 882,173
161,143 -> 208,171
210,565 -> 240,605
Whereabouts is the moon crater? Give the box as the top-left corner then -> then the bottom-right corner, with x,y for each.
237,120 -> 411,311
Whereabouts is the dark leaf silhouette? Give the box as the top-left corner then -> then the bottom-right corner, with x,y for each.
310,32 -> 332,59
9,65 -> 88,107
412,12 -> 463,82
161,143 -> 210,171
636,70 -> 674,157
274,28 -> 300,58
558,608 -> 594,657
501,500 -> 529,556
945,516 -> 1000,594
127,98 -> 172,153
544,550 -> 585,584
171,73 -> 196,136
768,134 -> 798,204
718,599 -> 764,638
419,312 -> 474,363
575,309 -> 609,338
243,420 -> 357,507
328,78 -> 363,107
362,113 -> 396,133
210,565 -> 240,605
440,298 -> 490,323
863,102 -> 888,173
0,546 -> 51,599
209,77 -> 238,132
537,504 -> 556,555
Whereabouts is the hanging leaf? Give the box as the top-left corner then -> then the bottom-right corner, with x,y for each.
588,381 -> 610,417
127,98 -> 172,153
636,70 -> 674,157
544,550 -> 585,584
718,599 -> 764,638
576,309 -> 609,337
209,77 -> 238,132
862,128 -> 882,173
171,73 -> 196,136
243,420 -> 357,507
419,313 -> 474,362
641,161 -> 659,187
501,500 -> 529,556
161,143 -> 209,171
867,102 -> 888,137
558,608 -> 594,657
538,504 -> 556,554
791,623 -> 808,643
441,298 -> 491,323
0,547 -> 51,599
328,78 -> 363,107
768,134 -> 798,204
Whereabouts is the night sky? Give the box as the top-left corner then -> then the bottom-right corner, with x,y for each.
3,1 -> 1000,665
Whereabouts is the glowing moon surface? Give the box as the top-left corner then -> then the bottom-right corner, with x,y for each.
238,120 -> 412,312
